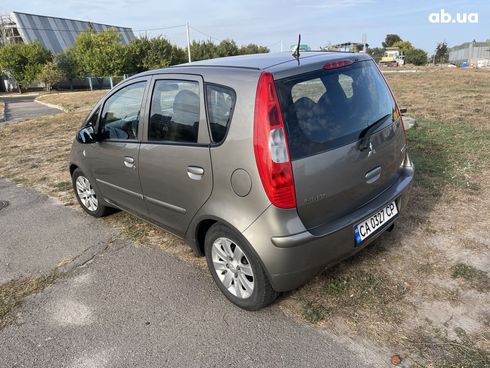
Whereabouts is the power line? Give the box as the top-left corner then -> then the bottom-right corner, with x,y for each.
133,24 -> 186,32
189,25 -> 221,42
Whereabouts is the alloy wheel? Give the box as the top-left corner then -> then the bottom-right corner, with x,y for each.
211,237 -> 255,299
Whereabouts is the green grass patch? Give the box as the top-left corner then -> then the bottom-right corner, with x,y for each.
451,263 -> 490,292
407,120 -> 490,191
0,272 -> 58,329
302,301 -> 329,323
53,181 -> 72,192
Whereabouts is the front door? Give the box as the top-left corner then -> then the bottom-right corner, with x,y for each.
138,75 -> 212,236
89,79 -> 149,216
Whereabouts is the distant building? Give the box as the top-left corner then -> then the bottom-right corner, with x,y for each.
0,12 -> 135,91
449,39 -> 490,66
0,11 -> 135,53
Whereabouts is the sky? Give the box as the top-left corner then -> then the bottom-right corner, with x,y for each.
1,0 -> 489,53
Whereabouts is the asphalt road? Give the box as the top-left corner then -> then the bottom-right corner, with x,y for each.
0,180 -> 114,284
2,95 -> 61,123
0,183 -> 384,367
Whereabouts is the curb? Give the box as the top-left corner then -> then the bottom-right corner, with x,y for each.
403,116 -> 417,130
34,97 -> 66,112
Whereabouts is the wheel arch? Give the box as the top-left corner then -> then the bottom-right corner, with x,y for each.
69,163 -> 78,176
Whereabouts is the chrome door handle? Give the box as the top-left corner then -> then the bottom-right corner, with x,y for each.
124,156 -> 135,168
187,166 -> 204,180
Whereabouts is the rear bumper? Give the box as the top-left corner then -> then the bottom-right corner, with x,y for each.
242,164 -> 413,292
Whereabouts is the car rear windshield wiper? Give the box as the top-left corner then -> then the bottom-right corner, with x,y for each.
358,113 -> 392,151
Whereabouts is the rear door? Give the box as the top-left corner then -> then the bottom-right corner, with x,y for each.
275,60 -> 406,230
138,74 -> 212,236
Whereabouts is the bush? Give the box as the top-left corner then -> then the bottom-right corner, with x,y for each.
405,48 -> 428,66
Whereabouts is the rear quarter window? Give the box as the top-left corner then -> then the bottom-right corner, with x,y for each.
205,84 -> 236,144
275,60 -> 396,160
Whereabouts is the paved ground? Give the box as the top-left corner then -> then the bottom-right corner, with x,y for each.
0,182 -> 384,367
0,180 -> 114,284
2,95 -> 60,123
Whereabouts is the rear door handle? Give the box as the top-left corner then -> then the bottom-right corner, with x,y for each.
187,166 -> 204,180
124,156 -> 135,168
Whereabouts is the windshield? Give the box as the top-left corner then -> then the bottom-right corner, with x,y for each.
275,60 -> 396,160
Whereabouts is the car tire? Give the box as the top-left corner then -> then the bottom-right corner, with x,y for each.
205,223 -> 279,310
72,168 -> 113,218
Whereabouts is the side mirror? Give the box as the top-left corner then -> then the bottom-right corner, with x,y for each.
77,125 -> 97,144
399,107 -> 408,115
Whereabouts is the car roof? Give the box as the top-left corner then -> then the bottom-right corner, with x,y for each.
134,52 -> 371,74
128,52 -> 373,83
178,52 -> 370,70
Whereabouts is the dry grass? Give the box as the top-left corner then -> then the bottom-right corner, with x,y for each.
0,272 -> 58,329
36,90 -> 107,111
280,68 -> 490,366
0,73 -> 490,365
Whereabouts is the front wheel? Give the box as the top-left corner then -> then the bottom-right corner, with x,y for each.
72,168 -> 113,217
205,223 -> 279,310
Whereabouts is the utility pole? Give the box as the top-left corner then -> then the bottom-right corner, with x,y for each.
186,22 -> 192,63
280,40 -> 283,52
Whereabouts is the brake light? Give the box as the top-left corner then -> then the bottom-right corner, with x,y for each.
253,72 -> 296,208
323,59 -> 353,70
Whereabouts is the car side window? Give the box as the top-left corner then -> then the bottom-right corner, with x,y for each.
206,84 -> 235,143
100,81 -> 147,141
149,80 -> 200,143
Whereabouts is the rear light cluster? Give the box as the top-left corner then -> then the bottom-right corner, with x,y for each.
253,72 -> 296,209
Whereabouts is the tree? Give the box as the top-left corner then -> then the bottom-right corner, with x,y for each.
392,40 -> 414,54
239,44 -> 269,55
435,41 -> 449,64
38,61 -> 65,92
405,48 -> 428,65
125,36 -> 186,73
217,39 -> 239,57
0,42 -> 52,92
72,28 -> 126,77
190,40 -> 218,61
382,34 -> 402,48
367,47 -> 384,62
55,50 -> 79,89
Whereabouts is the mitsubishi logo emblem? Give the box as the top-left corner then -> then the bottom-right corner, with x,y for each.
368,142 -> 376,157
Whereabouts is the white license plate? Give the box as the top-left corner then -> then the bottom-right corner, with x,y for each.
354,201 -> 398,245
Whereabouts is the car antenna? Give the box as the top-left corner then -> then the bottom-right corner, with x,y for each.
292,34 -> 301,58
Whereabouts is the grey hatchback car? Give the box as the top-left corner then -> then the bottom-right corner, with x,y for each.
70,52 -> 413,310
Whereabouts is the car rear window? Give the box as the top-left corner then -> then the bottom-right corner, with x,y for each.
275,60 -> 396,160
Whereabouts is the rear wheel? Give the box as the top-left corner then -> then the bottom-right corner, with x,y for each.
205,223 -> 279,310
72,168 -> 113,217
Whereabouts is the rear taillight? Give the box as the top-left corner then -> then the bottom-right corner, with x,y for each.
253,72 -> 296,209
